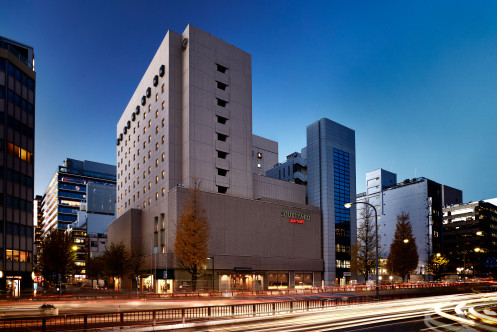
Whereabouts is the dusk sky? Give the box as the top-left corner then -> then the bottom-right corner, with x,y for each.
2,0 -> 497,202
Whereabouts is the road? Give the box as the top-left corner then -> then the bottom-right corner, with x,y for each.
180,292 -> 497,332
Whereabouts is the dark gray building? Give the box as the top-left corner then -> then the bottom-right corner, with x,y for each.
306,119 -> 356,285
0,36 -> 35,295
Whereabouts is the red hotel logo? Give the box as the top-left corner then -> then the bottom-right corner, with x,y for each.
281,211 -> 311,224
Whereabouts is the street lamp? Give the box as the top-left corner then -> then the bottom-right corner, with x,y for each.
207,256 -> 215,290
345,201 -> 379,298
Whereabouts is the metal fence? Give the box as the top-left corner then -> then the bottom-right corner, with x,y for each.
7,281 -> 483,302
0,284 -> 478,332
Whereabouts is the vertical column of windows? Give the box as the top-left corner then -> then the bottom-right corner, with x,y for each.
333,148 -> 351,271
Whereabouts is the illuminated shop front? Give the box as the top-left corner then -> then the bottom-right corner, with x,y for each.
219,273 -> 264,292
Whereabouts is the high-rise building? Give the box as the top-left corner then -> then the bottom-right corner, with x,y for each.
443,201 -> 497,277
306,119 -> 356,285
40,159 -> 116,237
0,36 -> 35,295
109,25 -> 323,292
357,169 -> 462,279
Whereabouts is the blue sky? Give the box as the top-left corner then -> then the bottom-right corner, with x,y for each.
2,0 -> 496,201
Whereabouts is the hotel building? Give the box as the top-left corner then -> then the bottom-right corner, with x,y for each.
0,36 -> 35,295
109,25 -> 324,291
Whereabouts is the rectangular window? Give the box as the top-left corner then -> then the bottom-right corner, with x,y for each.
217,150 -> 228,159
216,98 -> 228,107
217,168 -> 228,176
217,133 -> 227,142
216,81 -> 228,90
217,186 -> 228,194
217,116 -> 227,124
216,63 -> 228,73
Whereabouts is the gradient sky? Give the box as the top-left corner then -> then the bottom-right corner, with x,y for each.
2,0 -> 496,202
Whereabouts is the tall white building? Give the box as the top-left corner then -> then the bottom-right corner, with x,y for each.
110,25 -> 323,292
357,169 -> 462,278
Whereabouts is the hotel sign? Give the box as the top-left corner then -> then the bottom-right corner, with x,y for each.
281,211 -> 311,224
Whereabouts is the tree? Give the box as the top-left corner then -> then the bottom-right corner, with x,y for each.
428,253 -> 449,281
102,242 -> 130,290
128,249 -> 144,293
351,204 -> 380,281
38,229 -> 76,283
86,256 -> 105,288
386,213 -> 419,281
174,179 -> 209,291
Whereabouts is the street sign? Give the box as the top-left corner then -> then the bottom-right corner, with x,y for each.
343,272 -> 352,277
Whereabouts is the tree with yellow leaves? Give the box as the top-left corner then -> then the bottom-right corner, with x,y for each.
174,179 -> 209,291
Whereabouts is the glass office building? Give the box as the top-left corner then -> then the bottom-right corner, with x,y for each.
307,118 -> 356,285
0,35 -> 35,295
40,159 -> 116,238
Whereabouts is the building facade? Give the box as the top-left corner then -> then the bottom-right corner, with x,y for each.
357,169 -> 462,278
109,25 -> 324,292
443,201 -> 497,277
266,150 -> 307,185
306,119 -> 356,285
40,159 -> 116,237
0,36 -> 36,295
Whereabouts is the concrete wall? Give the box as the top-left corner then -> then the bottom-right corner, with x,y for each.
252,134 -> 278,175
253,175 -> 306,204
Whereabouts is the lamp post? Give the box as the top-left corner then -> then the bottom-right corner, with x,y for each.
207,256 -> 215,290
345,201 -> 379,298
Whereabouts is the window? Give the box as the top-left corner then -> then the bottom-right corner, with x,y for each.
217,150 -> 228,159
155,143 -> 159,151
146,87 -> 151,98
217,168 -> 228,176
257,152 -> 262,159
153,75 -> 159,87
217,133 -> 227,142
148,166 -> 151,174
143,171 -> 146,179
162,136 -> 165,144
162,119 -> 164,127
155,93 -> 158,101
156,110 -> 158,118
217,186 -> 228,194
156,192 -> 158,200
148,135 -> 151,142
148,120 -> 151,127
155,159 -> 159,167
162,188 -> 165,196
216,63 -> 228,73
216,98 -> 228,107
156,126 -> 159,134
155,176 -> 158,183
161,84 -> 164,92
216,81 -> 228,90
217,116 -> 227,124
162,170 -> 165,179
162,153 -> 165,161
143,186 -> 146,193
148,151 -> 151,159
148,182 -> 151,189
257,163 -> 261,168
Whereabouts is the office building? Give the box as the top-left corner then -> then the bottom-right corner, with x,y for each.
40,159 -> 116,237
0,36 -> 35,295
357,169 -> 462,279
443,201 -> 497,277
306,119 -> 356,285
266,150 -> 307,185
67,183 -> 115,280
108,25 -> 323,292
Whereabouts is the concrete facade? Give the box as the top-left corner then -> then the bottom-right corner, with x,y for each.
252,134 -> 278,176
357,169 -> 462,277
110,25 -> 323,291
